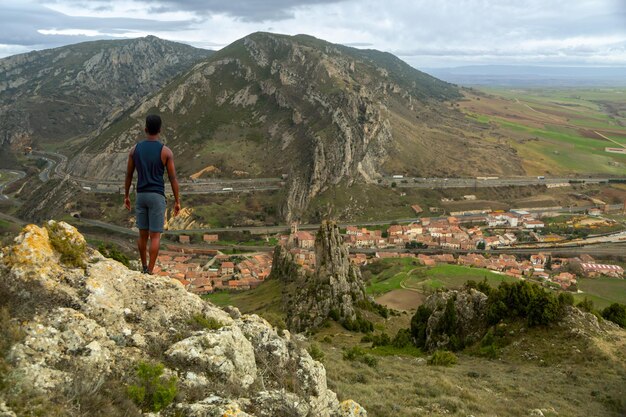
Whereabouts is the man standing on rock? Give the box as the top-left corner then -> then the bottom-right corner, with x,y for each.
124,114 -> 181,274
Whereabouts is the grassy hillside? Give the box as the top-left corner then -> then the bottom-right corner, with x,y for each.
460,87 -> 626,175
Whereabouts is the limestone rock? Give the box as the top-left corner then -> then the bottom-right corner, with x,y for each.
423,289 -> 488,351
176,397 -> 253,417
166,325 -> 257,389
338,400 -> 368,417
252,390 -> 310,417
0,223 -> 367,416
0,402 -> 17,417
274,221 -> 368,332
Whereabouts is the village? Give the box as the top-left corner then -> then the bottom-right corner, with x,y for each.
156,206 -> 624,298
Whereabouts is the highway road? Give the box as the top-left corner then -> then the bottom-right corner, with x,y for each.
385,176 -> 626,189
28,150 -> 626,195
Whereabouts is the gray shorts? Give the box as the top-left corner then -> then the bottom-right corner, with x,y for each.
135,192 -> 166,233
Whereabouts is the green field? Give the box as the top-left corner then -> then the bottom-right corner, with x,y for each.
574,277 -> 626,309
363,259 -> 517,296
464,88 -> 626,175
404,264 -> 517,291
362,258 -> 421,295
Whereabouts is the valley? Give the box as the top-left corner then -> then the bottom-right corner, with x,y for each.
1,33 -> 626,417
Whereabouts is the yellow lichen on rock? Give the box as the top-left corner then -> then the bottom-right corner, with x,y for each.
2,224 -> 60,279
339,399 -> 368,417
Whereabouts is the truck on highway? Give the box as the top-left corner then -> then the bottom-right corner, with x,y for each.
537,176 -> 545,180
392,175 -> 404,179
222,187 -> 234,191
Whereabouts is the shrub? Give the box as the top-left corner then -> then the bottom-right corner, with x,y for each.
392,329 -> 413,348
602,303 -> 626,328
370,332 -> 391,347
342,314 -> 374,333
308,343 -> 325,361
410,305 -> 432,349
428,350 -> 458,366
322,335 -> 333,344
577,297 -> 595,313
558,292 -> 574,306
486,281 -> 567,327
342,346 -> 378,368
187,314 -> 223,331
127,362 -> 177,412
98,243 -> 130,268
465,278 -> 491,295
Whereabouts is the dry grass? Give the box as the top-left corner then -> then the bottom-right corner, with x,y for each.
319,310 -> 626,417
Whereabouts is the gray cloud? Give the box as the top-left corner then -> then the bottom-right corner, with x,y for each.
147,0 -> 348,21
0,2 -> 197,47
1,0 -> 625,66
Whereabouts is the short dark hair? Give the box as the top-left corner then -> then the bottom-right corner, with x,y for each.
145,114 -> 162,135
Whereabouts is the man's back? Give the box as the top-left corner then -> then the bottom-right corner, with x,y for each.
133,140 -> 165,196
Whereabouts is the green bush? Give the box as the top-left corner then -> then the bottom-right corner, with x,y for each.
342,346 -> 378,367
558,292 -> 574,306
187,314 -> 223,331
410,305 -> 432,349
127,362 -> 177,412
577,297 -> 595,313
308,343 -> 325,361
98,243 -> 130,268
428,350 -> 458,366
485,281 -> 567,327
342,314 -> 374,333
370,332 -> 391,347
601,303 -> 626,328
392,329 -> 413,348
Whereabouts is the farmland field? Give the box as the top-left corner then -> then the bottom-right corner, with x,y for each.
460,88 -> 626,175
574,276 -> 626,309
403,264 -> 518,291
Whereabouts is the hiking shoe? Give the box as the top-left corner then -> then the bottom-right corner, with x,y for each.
142,265 -> 149,274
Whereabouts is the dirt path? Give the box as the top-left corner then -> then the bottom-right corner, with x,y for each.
515,97 -> 561,122
594,130 -> 626,149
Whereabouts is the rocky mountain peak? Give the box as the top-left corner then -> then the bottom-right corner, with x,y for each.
0,221 -> 366,417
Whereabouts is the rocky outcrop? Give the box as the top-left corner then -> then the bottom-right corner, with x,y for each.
423,289 -> 488,351
273,221 -> 368,332
0,221 -> 366,417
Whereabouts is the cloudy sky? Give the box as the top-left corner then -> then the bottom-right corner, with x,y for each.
1,0 -> 625,68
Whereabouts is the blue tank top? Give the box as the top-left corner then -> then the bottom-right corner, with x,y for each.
133,140 -> 165,196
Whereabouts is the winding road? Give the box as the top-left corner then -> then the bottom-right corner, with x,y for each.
0,169 -> 27,201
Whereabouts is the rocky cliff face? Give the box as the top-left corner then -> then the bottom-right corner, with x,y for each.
0,221 -> 366,417
272,221 -> 368,332
0,36 -> 211,148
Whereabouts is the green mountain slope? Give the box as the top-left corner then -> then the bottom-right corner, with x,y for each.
67,32 -> 522,220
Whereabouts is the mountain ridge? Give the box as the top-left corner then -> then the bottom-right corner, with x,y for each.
64,31 -> 521,221
0,35 -> 212,151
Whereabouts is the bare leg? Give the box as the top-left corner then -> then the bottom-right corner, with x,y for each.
138,229 -> 149,268
148,231 -> 161,273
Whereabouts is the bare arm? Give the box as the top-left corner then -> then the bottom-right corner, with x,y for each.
124,147 -> 135,210
164,146 -> 181,216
